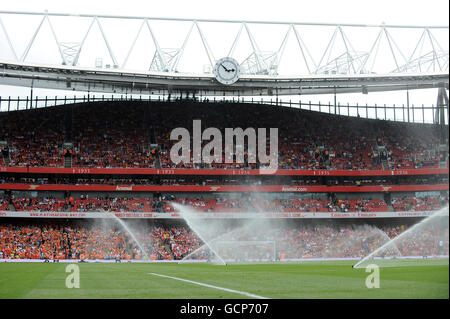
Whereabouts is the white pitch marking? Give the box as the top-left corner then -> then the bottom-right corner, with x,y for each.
149,273 -> 270,299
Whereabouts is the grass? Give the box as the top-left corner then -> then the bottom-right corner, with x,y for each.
0,260 -> 448,299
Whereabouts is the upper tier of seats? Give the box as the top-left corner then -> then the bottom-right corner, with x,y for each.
0,101 -> 445,170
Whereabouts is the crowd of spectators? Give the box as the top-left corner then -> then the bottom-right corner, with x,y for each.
0,221 -> 198,260
1,175 -> 447,188
0,196 -> 8,210
0,108 -> 65,167
162,197 -> 388,213
0,223 -> 132,260
1,193 -> 447,213
1,219 -> 447,260
0,103 -> 157,169
11,196 -> 67,212
1,102 -> 445,170
154,102 -> 444,170
70,195 -> 155,212
391,195 -> 446,212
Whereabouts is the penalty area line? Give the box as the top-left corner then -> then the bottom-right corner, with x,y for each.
149,273 -> 269,299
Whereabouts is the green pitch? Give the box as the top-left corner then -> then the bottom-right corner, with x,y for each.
0,260 -> 448,299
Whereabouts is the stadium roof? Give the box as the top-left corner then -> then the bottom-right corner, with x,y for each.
0,60 -> 448,96
0,11 -> 448,96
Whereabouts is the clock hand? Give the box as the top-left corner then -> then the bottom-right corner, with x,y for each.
221,64 -> 230,72
222,64 -> 236,73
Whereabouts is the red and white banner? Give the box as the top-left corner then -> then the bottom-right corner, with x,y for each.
0,210 -> 438,219
0,183 -> 448,193
0,166 -> 448,176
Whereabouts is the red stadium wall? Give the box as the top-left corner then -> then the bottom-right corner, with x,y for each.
1,166 -> 448,176
0,183 -> 447,193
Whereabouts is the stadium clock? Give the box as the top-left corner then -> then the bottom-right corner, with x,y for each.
213,57 -> 240,85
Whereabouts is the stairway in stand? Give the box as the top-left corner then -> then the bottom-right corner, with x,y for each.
64,154 -> 72,168
2,155 -> 10,166
0,141 -> 11,166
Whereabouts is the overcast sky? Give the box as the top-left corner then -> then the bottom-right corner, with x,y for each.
0,0 -> 448,121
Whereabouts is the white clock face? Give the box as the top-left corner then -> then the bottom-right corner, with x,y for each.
213,57 -> 240,85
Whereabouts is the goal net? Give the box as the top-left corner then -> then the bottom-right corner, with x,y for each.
182,240 -> 277,263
